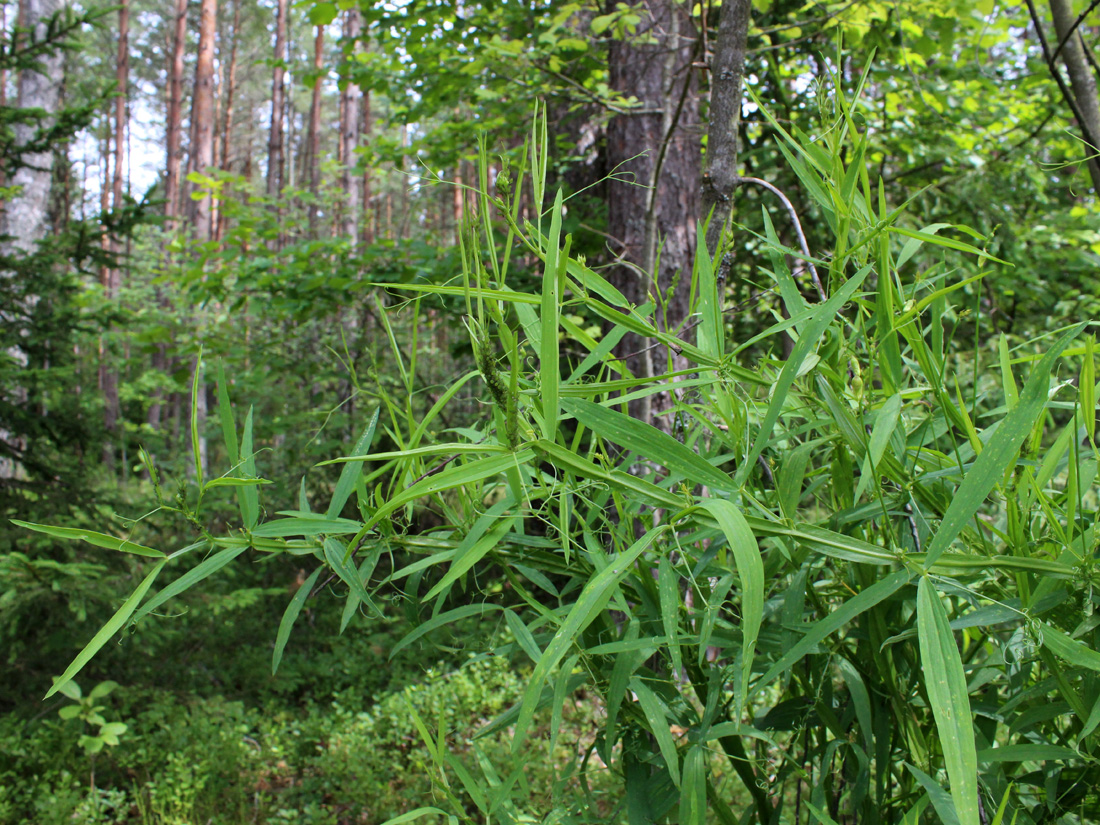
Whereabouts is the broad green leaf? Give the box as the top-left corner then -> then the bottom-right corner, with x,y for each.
658,554 -> 683,676
854,393 -> 901,502
12,521 -> 164,559
202,476 -> 271,489
252,517 -> 362,538
1039,621 -> 1100,672
352,448 -> 535,543
924,324 -> 1083,568
424,498 -> 518,601
45,560 -> 167,698
323,537 -> 378,617
680,745 -> 708,825
977,744 -> 1078,763
917,577 -> 978,825
272,566 -> 323,675
907,763 -> 962,825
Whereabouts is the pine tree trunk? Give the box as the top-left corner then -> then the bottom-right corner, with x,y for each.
191,0 -> 217,242
360,89 -> 373,246
101,0 -> 128,472
341,7 -> 362,243
267,0 -> 288,200
307,24 -> 324,237
188,0 -> 217,473
163,0 -> 187,234
216,0 -> 241,243
605,0 -> 701,427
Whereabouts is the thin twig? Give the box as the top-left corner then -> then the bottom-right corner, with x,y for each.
739,176 -> 826,301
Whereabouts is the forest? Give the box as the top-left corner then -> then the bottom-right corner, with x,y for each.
3,0 -> 1100,822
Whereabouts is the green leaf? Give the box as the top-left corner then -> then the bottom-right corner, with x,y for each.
757,569 -> 911,690
977,744 -> 1078,763
1039,621 -> 1100,672
513,526 -> 664,751
272,566 -> 323,675
352,448 -> 535,542
11,521 -> 164,558
45,560 -> 167,698
734,263 -> 874,487
390,603 -> 503,659
88,680 -> 118,700
424,498 -> 518,601
563,398 -> 735,492
541,191 -> 564,441
327,408 -> 380,518
130,543 -> 241,626
693,499 -> 762,712
202,476 -> 271,489
923,324 -> 1083,567
917,577 -> 978,825
252,517 -> 363,538
631,677 -> 682,787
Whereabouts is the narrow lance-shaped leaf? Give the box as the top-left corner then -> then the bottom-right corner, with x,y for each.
512,526 -> 664,752
540,190 -> 564,442
45,560 -> 167,698
12,521 -> 164,559
563,398 -> 735,492
694,499 -> 763,713
733,263 -> 874,487
327,408 -> 380,518
272,566 -> 323,675
917,577 -> 979,825
130,543 -> 246,625
923,324 -> 1083,567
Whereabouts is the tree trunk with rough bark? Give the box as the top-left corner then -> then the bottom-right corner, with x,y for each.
190,0 -> 216,242
1048,0 -> 1100,191
307,23 -> 324,237
101,0 -> 128,471
163,0 -> 187,234
341,7 -> 362,243
605,0 -> 701,427
3,0 -> 64,250
702,0 -> 751,256
267,0 -> 288,199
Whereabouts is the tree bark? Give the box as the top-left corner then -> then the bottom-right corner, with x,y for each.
361,89 -> 373,245
215,0 -> 241,243
191,0 -> 217,242
101,0 -> 129,471
267,0 -> 288,199
341,7 -> 362,243
1048,0 -> 1100,191
605,0 -> 701,426
163,0 -> 187,233
3,0 -> 64,250
307,24 -> 324,236
702,0 -> 751,256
